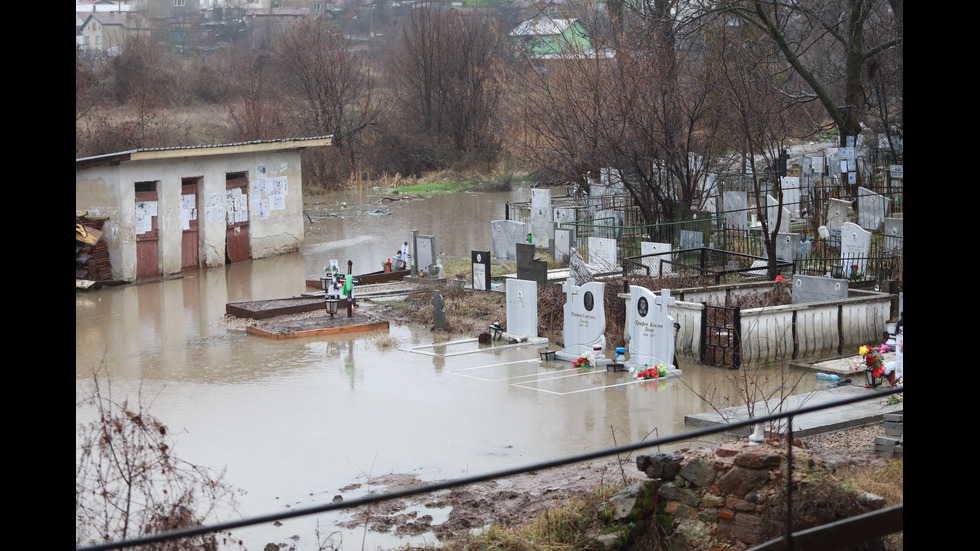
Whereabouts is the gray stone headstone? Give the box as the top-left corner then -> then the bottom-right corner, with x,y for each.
587,236 -> 618,271
724,191 -> 748,229
431,289 -> 447,330
558,280 -> 607,359
792,274 -> 848,304
554,207 -> 577,242
640,241 -> 672,277
883,218 -> 903,254
471,250 -> 491,291
825,198 -> 850,246
826,199 -> 849,229
516,243 -> 547,287
775,233 -> 801,263
415,235 -> 436,274
490,219 -> 527,261
594,209 -> 623,239
626,287 -> 677,371
554,227 -> 572,264
679,230 -> 703,250
826,148 -> 841,181
858,186 -> 887,231
530,188 -> 553,247
505,278 -> 538,339
840,222 -> 872,275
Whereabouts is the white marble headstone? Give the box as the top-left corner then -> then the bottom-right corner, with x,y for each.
557,280 -> 607,360
554,228 -> 572,264
505,278 -> 538,339
840,222 -> 872,275
766,194 -> 791,234
530,188 -> 553,247
780,176 -> 802,218
626,287 -> 677,372
724,191 -> 748,229
416,235 -> 436,271
641,241 -> 672,277
587,236 -> 618,271
858,187 -> 887,231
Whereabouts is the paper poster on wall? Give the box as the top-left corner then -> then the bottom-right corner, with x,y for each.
270,195 -> 285,211
257,164 -> 267,180
135,200 -> 156,234
206,192 -> 224,223
258,199 -> 269,220
181,194 -> 197,230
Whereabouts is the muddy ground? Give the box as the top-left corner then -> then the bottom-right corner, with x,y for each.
333,458 -> 643,542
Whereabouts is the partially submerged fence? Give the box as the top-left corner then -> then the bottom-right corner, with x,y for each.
664,282 -> 892,366
79,388 -> 904,551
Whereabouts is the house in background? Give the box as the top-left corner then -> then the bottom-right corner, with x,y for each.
510,16 -> 592,59
77,11 -> 150,54
76,137 -> 333,281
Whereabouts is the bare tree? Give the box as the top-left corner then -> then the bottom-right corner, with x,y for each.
76,372 -> 240,549
704,14 -> 811,278
382,5 -> 508,172
273,18 -> 387,166
713,0 -> 903,147
225,45 -> 285,142
503,3 -> 723,225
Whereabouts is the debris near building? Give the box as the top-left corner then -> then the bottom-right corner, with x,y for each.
76,214 -> 116,290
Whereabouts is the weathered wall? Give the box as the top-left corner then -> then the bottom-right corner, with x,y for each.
76,149 -> 305,281
662,284 -> 891,365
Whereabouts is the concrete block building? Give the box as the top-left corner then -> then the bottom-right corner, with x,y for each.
76,137 -> 332,281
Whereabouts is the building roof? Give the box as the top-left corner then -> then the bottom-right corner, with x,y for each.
76,136 -> 334,170
510,17 -> 578,37
80,11 -> 147,29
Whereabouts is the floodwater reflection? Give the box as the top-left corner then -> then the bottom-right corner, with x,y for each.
75,189 -> 814,551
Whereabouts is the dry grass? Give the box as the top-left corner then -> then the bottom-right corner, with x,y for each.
369,330 -> 402,350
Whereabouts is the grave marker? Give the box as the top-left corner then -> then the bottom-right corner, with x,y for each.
724,191 -> 748,229
491,219 -> 527,261
792,274 -> 848,304
640,242 -> 672,277
516,243 -> 548,287
625,287 -> 678,374
471,250 -> 491,291
840,222 -> 872,276
553,227 -> 572,264
775,233 -> 801,263
587,236 -> 618,271
858,186 -> 887,231
505,278 -> 539,339
883,218 -> 904,254
557,280 -> 607,362
530,188 -> 553,247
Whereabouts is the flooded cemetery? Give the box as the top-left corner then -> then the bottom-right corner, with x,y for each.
75,145 -> 903,551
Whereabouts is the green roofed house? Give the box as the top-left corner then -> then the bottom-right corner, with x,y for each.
510,16 -> 593,59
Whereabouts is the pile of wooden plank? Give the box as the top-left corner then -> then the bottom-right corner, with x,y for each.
76,216 -> 112,283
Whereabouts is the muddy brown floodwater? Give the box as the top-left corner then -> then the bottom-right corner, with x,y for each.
75,188 -> 819,551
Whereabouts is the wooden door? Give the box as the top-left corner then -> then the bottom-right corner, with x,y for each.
181,178 -> 200,271
225,173 -> 251,263
135,182 -> 160,279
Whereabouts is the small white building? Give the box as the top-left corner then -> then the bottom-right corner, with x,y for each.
76,137 -> 333,281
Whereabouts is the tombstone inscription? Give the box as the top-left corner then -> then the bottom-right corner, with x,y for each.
625,287 -> 679,375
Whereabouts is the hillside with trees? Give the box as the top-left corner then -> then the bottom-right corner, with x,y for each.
76,0 -> 903,197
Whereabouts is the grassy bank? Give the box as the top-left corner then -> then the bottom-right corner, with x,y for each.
340,170 -> 536,196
